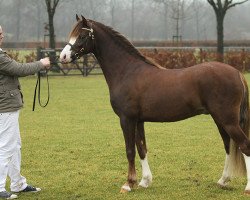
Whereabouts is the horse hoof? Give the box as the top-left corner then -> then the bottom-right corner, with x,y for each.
138,176 -> 152,188
244,190 -> 250,195
120,183 -> 131,193
217,182 -> 228,189
217,183 -> 226,188
217,183 -> 234,191
139,180 -> 149,188
120,188 -> 129,193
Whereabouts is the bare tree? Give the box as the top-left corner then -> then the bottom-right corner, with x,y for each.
36,1 -> 43,42
0,1 -> 3,21
45,0 -> 60,49
171,0 -> 183,43
23,0 -> 45,42
152,0 -> 170,40
45,0 -> 60,71
131,0 -> 135,41
1,0 -> 250,43
193,0 -> 203,41
110,0 -> 116,27
169,0 -> 193,44
207,0 -> 249,60
16,0 -> 22,41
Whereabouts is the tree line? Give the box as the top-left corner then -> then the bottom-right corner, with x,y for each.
0,0 -> 249,42
0,0 -> 249,59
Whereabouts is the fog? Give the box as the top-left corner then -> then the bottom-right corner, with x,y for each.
0,0 -> 250,43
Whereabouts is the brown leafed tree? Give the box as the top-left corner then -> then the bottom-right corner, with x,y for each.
207,0 -> 249,61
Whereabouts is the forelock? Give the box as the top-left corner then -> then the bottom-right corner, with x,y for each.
69,21 -> 82,39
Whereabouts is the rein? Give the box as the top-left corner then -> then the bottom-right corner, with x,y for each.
32,70 -> 50,111
32,24 -> 95,111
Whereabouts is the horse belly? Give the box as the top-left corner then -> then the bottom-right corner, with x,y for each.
139,94 -> 207,122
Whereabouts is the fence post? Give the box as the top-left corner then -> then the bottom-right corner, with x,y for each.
199,48 -> 203,63
36,46 -> 47,76
83,55 -> 88,76
242,48 -> 246,72
36,46 -> 43,60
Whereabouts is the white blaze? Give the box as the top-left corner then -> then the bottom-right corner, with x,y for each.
59,37 -> 76,63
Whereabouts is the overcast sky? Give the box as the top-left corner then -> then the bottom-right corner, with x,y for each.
0,0 -> 250,42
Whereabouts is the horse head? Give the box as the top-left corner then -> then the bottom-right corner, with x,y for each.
60,15 -> 95,63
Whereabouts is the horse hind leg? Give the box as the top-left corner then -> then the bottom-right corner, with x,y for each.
242,154 -> 250,194
234,129 -> 250,195
222,123 -> 250,194
218,155 -> 231,188
217,73 -> 250,194
239,73 -> 250,194
215,122 -> 250,194
216,125 -> 231,187
136,122 -> 152,188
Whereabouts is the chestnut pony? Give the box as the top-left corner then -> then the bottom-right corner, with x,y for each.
60,15 -> 250,194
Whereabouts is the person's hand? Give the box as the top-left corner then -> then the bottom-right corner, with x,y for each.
40,57 -> 50,69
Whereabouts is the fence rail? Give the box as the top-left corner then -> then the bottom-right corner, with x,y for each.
34,46 -> 250,76
36,47 -> 101,76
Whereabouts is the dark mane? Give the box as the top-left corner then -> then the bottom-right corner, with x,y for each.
69,21 -> 82,38
69,19 -> 161,68
91,20 -> 160,68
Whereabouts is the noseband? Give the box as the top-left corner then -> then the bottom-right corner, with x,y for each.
68,27 -> 95,60
67,42 -> 83,60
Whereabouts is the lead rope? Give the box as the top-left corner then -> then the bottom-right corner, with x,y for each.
32,70 -> 50,111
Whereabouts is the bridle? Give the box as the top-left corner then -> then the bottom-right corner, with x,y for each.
68,27 -> 95,61
32,26 -> 95,111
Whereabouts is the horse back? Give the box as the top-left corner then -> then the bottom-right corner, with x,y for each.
110,61 -> 244,122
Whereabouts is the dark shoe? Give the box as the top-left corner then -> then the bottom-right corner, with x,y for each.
19,185 -> 41,193
0,191 -> 18,199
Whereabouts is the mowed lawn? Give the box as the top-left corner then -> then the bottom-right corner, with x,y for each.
11,73 -> 250,200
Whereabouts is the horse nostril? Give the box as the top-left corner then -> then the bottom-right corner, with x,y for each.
63,54 -> 66,60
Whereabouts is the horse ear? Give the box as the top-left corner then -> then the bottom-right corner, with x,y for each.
81,15 -> 88,26
76,14 -> 80,21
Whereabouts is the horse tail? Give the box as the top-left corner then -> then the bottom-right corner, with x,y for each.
239,73 -> 250,143
228,73 -> 249,177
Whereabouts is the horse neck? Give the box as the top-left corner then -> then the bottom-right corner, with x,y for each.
92,27 -> 143,88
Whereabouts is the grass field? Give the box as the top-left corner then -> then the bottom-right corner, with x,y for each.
9,73 -> 250,199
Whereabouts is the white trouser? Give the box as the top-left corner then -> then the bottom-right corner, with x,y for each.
0,111 -> 27,192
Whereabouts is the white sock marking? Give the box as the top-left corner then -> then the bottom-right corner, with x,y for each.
139,155 -> 152,188
243,153 -> 250,191
217,154 -> 230,187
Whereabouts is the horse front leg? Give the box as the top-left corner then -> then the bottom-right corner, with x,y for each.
120,117 -> 137,193
136,122 -> 152,188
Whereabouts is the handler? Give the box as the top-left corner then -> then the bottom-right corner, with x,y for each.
0,25 -> 50,199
